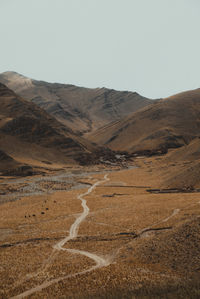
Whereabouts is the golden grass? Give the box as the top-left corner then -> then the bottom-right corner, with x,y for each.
0,161 -> 200,298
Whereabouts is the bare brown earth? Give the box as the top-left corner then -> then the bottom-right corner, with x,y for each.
0,158 -> 200,299
0,72 -> 152,134
89,89 -> 200,155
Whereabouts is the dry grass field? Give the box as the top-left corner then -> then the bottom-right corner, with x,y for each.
0,159 -> 200,298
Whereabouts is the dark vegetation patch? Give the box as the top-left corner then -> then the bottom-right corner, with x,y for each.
75,148 -> 127,166
0,236 -> 61,248
2,165 -> 43,177
102,193 -> 127,198
147,188 -> 200,194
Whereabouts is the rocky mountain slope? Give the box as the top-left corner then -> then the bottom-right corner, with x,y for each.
0,83 -> 113,175
89,89 -> 200,155
0,71 -> 153,134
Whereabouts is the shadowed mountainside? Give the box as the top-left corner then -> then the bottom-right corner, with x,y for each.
0,71 -> 153,135
0,83 -> 115,175
89,89 -> 200,155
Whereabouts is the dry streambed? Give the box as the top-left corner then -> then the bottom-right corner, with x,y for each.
0,168 -> 109,204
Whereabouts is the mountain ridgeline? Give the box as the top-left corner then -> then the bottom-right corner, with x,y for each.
0,71 -> 153,135
89,89 -> 200,155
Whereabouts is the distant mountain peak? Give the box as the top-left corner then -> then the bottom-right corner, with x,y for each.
2,71 -> 26,77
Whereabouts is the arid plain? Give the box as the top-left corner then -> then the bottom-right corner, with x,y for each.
1,155 -> 200,299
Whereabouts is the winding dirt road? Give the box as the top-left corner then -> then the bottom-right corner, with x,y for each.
11,174 -> 110,299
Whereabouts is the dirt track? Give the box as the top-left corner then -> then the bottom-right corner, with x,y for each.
11,175 -> 110,299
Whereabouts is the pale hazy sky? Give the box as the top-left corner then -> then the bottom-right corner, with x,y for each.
0,0 -> 200,98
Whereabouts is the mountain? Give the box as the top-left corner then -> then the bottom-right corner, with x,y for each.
0,71 -> 153,135
0,83 -> 112,175
89,89 -> 200,155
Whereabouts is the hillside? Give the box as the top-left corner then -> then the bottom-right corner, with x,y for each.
89,89 -> 200,155
0,71 -> 153,134
131,137 -> 200,190
160,138 -> 200,189
0,83 -> 112,175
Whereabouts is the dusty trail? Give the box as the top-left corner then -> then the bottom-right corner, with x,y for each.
161,208 -> 180,223
11,174 -> 110,299
139,209 -> 180,235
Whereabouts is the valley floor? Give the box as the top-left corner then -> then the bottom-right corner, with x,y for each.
0,159 -> 200,298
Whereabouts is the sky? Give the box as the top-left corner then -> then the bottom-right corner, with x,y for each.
0,0 -> 200,99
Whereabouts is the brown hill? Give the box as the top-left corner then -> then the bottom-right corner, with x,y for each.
136,137 -> 200,190
0,83 -> 112,175
165,137 -> 200,163
89,89 -> 200,155
159,138 -> 200,189
0,71 -> 152,135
